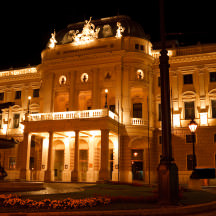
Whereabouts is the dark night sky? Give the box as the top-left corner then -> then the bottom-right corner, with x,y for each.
0,0 -> 215,70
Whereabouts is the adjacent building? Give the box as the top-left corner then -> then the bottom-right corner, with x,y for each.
0,15 -> 216,184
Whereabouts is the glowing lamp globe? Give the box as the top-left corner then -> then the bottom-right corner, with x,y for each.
188,119 -> 198,133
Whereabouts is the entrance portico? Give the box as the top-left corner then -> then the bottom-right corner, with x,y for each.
19,109 -> 120,183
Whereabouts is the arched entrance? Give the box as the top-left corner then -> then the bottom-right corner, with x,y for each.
129,137 -> 148,182
54,140 -> 65,181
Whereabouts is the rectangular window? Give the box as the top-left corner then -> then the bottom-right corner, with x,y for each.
33,89 -> 40,98
158,103 -> 162,121
159,135 -> 162,144
187,155 -> 193,171
109,105 -> 115,113
0,114 -> 2,129
158,77 -> 161,87
183,74 -> 193,84
30,157 -> 35,170
15,91 -> 21,99
135,44 -> 139,50
13,113 -> 20,128
214,134 -> 216,143
212,100 -> 216,118
9,157 -> 16,169
210,72 -> 216,82
133,103 -> 142,118
215,154 -> 216,168
0,92 -> 4,101
184,101 -> 195,120
186,134 -> 196,143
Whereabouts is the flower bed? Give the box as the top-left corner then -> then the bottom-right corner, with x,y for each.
0,194 -> 111,210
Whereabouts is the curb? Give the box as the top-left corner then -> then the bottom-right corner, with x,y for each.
1,201 -> 216,216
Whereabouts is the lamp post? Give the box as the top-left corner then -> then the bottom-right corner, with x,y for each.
104,89 -> 108,108
188,118 -> 198,170
157,0 -> 179,204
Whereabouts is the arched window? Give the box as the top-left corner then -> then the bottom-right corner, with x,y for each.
136,69 -> 144,80
81,73 -> 88,83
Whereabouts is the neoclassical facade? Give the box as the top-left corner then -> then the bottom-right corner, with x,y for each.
1,16 -> 216,184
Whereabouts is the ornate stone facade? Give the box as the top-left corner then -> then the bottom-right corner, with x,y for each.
1,16 -> 216,184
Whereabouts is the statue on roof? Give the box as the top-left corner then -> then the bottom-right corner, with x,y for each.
116,22 -> 125,38
70,17 -> 100,45
48,30 -> 57,48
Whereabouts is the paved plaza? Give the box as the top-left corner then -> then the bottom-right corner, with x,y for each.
15,182 -> 95,196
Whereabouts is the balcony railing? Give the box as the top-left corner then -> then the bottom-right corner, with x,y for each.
131,118 -> 147,126
28,109 -> 119,122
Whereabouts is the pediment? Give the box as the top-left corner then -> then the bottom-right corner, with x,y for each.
182,91 -> 196,99
11,105 -> 22,112
208,88 -> 216,97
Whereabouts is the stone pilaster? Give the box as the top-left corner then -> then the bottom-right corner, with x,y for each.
99,129 -> 110,181
19,132 -> 31,181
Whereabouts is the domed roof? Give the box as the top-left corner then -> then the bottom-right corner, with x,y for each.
55,15 -> 147,45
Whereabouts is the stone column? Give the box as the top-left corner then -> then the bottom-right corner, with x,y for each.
71,130 -> 79,181
99,129 -> 110,181
44,131 -> 54,182
19,132 -> 31,181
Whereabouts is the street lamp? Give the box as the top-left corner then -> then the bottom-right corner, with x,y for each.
104,89 -> 108,108
188,118 -> 198,170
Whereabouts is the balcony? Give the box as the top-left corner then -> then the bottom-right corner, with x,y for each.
28,109 -> 118,122
131,118 -> 147,126
29,110 -> 147,126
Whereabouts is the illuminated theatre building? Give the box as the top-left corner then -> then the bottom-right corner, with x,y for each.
1,15 -> 216,184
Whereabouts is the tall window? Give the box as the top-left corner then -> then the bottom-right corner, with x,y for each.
184,101 -> 195,120
0,114 -> 2,129
183,74 -> 193,84
109,105 -> 115,113
158,103 -> 162,121
210,72 -> 216,82
0,92 -> 4,101
9,157 -> 16,169
133,103 -> 142,118
33,89 -> 40,98
13,113 -> 20,128
15,91 -> 21,99
158,77 -> 161,87
212,100 -> 216,118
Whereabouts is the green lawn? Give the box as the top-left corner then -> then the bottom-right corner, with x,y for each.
20,183 -> 156,201
1,183 -> 216,212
